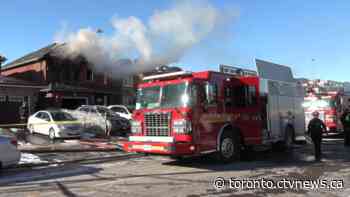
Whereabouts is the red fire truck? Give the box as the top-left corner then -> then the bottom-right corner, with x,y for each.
124,61 -> 305,162
303,91 -> 350,133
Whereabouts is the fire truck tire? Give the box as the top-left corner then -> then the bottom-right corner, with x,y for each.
217,130 -> 241,163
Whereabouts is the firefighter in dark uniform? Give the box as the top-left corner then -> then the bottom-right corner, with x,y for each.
307,111 -> 326,161
341,108 -> 350,146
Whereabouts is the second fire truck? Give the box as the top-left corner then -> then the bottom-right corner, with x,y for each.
303,90 -> 350,133
125,60 -> 305,162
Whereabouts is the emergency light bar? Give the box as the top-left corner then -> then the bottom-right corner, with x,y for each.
219,64 -> 257,76
143,71 -> 192,81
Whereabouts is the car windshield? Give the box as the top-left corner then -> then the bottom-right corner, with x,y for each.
110,107 -> 128,114
97,107 -> 114,116
51,111 -> 76,121
136,82 -> 190,109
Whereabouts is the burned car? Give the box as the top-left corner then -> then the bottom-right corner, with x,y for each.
76,105 -> 130,136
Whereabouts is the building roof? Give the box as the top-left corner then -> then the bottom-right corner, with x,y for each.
1,43 -> 63,70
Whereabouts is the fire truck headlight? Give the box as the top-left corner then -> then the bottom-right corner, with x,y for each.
131,120 -> 142,134
173,119 -> 192,134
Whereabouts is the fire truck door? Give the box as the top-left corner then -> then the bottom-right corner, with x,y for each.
191,82 -> 215,152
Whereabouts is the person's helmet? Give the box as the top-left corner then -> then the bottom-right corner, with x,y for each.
312,111 -> 320,117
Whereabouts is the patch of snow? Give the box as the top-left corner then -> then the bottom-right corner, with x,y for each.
17,141 -> 32,146
19,153 -> 47,164
62,140 -> 80,144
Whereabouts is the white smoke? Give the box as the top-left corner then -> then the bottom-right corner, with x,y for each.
54,1 -> 235,76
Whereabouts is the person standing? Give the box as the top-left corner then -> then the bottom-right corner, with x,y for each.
307,111 -> 326,161
341,108 -> 350,146
18,101 -> 29,143
19,101 -> 29,124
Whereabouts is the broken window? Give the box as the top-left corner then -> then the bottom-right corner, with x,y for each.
87,69 -> 94,81
74,69 -> 80,81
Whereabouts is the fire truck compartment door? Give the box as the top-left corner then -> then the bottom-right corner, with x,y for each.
268,94 -> 281,140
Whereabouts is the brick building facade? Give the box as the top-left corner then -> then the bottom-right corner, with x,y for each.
0,76 -> 44,124
0,43 -> 137,110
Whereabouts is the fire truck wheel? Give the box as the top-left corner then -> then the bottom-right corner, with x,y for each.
217,131 -> 241,163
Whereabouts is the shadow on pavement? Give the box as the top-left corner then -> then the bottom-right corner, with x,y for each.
161,136 -> 350,172
0,164 -> 101,186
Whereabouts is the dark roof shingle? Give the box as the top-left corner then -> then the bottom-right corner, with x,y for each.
1,43 -> 62,70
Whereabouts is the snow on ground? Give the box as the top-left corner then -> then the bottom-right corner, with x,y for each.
17,141 -> 32,146
19,153 -> 47,164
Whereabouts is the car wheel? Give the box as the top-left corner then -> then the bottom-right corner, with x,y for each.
217,130 -> 241,163
28,124 -> 34,134
49,128 -> 55,141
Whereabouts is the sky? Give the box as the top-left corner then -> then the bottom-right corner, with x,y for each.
1,0 -> 349,81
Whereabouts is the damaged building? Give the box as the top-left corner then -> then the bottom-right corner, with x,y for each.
0,76 -> 44,124
0,43 -> 137,110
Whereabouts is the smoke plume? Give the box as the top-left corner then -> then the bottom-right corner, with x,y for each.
54,1 -> 235,76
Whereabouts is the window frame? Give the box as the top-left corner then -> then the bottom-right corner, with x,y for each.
224,84 -> 258,108
205,82 -> 218,105
41,112 -> 52,122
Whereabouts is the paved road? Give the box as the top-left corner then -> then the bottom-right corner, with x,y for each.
1,137 -> 350,197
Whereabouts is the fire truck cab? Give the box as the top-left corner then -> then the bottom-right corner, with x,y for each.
124,61 -> 305,162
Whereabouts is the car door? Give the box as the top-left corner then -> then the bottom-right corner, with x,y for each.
40,112 -> 52,135
31,112 -> 44,133
0,136 -> 10,165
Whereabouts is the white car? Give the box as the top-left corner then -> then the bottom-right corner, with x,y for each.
0,135 -> 20,168
27,110 -> 82,140
108,105 -> 132,120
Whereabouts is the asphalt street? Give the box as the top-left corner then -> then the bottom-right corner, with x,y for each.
1,136 -> 350,197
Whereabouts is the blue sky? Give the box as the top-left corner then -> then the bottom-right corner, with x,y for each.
1,0 -> 349,81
